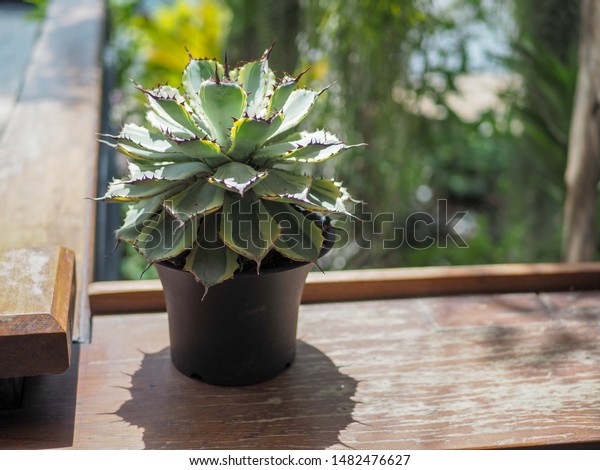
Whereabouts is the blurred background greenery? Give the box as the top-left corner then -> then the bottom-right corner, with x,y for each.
99,0 -> 581,280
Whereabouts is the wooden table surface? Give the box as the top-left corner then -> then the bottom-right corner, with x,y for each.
1,291 -> 600,450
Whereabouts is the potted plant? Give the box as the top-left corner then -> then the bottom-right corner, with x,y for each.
99,47 -> 363,385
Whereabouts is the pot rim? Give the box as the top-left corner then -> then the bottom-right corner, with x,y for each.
157,258 -> 312,278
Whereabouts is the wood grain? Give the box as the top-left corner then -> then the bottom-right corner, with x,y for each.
88,262 -> 600,314
0,0 -> 105,342
0,246 -> 76,379
2,291 -> 600,449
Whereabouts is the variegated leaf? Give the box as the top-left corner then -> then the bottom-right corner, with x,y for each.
227,115 -> 283,162
135,209 -> 199,262
253,170 -> 351,215
266,88 -> 323,142
199,80 -> 246,147
182,59 -> 224,138
252,169 -> 311,201
208,162 -> 267,195
115,195 -> 165,243
126,161 -> 211,182
174,138 -> 229,167
182,58 -> 224,94
266,75 -> 297,117
117,141 -> 193,163
99,179 -> 182,202
262,201 -> 324,262
184,214 -> 239,288
143,91 -> 205,140
303,177 -> 353,215
253,130 -> 363,164
219,192 -> 280,264
164,179 -> 225,220
235,52 -> 276,118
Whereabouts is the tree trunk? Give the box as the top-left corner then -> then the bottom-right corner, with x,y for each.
563,0 -> 600,262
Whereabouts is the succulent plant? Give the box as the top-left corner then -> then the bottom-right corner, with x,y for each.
100,48 -> 363,288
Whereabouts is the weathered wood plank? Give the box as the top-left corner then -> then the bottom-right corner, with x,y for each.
88,262 -> 600,314
0,2 -> 41,135
0,0 -> 105,342
2,291 -> 600,449
0,246 -> 76,379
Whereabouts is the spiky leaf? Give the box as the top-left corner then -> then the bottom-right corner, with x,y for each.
253,170 -> 351,214
266,76 -> 297,117
208,162 -> 267,195
227,115 -> 283,162
219,192 -> 280,264
182,59 -> 224,138
100,180 -> 181,202
253,169 -> 311,201
135,210 -> 198,262
235,55 -> 276,118
164,179 -> 225,220
184,214 -> 239,288
253,130 -> 363,164
199,81 -> 246,147
175,138 -> 229,167
116,195 -> 165,243
182,59 -> 224,94
266,89 -> 321,141
126,161 -> 210,182
144,93 -> 205,139
304,177 -> 352,214
263,201 -> 324,262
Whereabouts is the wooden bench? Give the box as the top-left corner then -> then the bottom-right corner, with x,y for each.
0,0 -> 104,405
3,264 -> 600,448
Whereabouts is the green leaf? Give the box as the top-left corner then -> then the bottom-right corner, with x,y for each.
235,55 -> 276,118
126,161 -> 211,182
227,115 -> 283,161
182,59 -> 224,138
266,89 -> 322,141
144,92 -> 205,140
267,76 -> 297,117
182,58 -> 224,94
117,141 -> 192,163
114,123 -> 194,162
135,210 -> 199,262
208,162 -> 267,195
253,170 -> 351,215
219,192 -> 280,264
304,177 -> 352,214
253,130 -> 363,164
184,214 -> 239,288
119,123 -> 175,152
115,195 -> 165,243
175,138 -> 229,166
283,142 -> 361,163
164,179 -> 225,220
100,179 -> 181,202
262,201 -> 324,262
199,81 -> 246,147
253,169 -> 312,201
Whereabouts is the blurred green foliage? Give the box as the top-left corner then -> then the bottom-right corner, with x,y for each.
105,0 -> 580,279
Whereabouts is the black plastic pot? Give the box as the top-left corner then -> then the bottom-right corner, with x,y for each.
155,261 -> 313,386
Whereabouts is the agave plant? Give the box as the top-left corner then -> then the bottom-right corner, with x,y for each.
100,48 -> 363,288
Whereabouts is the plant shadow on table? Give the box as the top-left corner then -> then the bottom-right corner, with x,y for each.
116,341 -> 358,449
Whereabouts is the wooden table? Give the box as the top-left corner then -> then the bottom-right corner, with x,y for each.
1,289 -> 600,450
